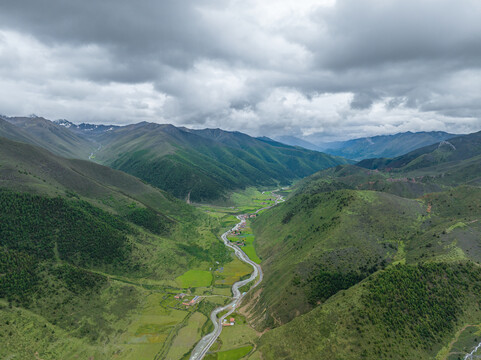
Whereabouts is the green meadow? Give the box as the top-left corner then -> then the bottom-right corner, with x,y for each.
176,270 -> 214,288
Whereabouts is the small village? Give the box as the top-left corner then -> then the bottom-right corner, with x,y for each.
229,213 -> 258,247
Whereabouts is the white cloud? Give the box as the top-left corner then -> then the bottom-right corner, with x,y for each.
0,0 -> 480,139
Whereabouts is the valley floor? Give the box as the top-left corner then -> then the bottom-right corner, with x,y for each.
0,188 -> 276,360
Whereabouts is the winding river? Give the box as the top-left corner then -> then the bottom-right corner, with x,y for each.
189,191 -> 284,360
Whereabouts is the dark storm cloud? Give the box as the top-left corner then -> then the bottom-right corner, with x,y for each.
0,0 -> 480,138
350,92 -> 377,110
0,0 -> 217,80
312,0 -> 481,70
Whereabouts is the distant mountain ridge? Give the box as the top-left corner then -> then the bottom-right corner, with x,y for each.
54,119 -> 120,134
357,131 -> 481,170
1,116 -> 96,159
274,135 -> 321,151
276,131 -> 458,160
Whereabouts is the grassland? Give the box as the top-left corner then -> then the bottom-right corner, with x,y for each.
176,270 -> 214,288
205,345 -> 253,360
215,259 -> 253,286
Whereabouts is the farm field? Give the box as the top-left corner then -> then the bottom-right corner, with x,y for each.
227,225 -> 262,264
206,312 -> 258,359
205,345 -> 253,360
215,258 -> 253,286
176,270 -> 214,288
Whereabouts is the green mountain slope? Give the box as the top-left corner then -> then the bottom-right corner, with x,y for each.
0,136 -> 235,358
258,262 -> 481,360
358,130 -> 481,171
0,135 -> 187,217
244,189 -> 425,329
245,133 -> 481,359
0,117 -> 39,144
1,117 -> 348,202
90,122 -> 348,202
312,131 -> 457,160
1,116 -> 96,159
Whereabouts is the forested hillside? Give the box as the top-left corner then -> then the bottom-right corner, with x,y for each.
0,136 -> 235,359
245,131 -> 481,359
90,123 -> 348,202
2,117 -> 348,202
258,262 -> 481,359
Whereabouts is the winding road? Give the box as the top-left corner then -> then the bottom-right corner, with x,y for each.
189,191 -> 284,360
465,341 -> 481,360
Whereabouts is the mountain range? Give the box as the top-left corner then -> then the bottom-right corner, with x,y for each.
0,116 -> 349,202
2,114 -> 481,359
276,131 -> 457,161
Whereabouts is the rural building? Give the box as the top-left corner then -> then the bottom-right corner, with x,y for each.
183,295 -> 201,306
222,318 -> 235,326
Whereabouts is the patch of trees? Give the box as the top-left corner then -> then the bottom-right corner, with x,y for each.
281,191 -> 354,224
303,265 -> 367,305
0,247 -> 38,305
126,207 -> 173,235
53,264 -> 107,294
0,190 -> 131,267
363,263 -> 481,348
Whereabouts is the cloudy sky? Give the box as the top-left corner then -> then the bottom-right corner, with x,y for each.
1,0 -> 481,141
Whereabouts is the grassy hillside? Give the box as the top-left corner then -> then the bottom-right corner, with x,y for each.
0,117 -> 39,145
244,189 -> 425,329
90,122 -> 348,202
257,262 -> 481,360
2,116 -> 96,159
0,136 -> 192,218
244,137 -> 481,359
0,136 -> 249,359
